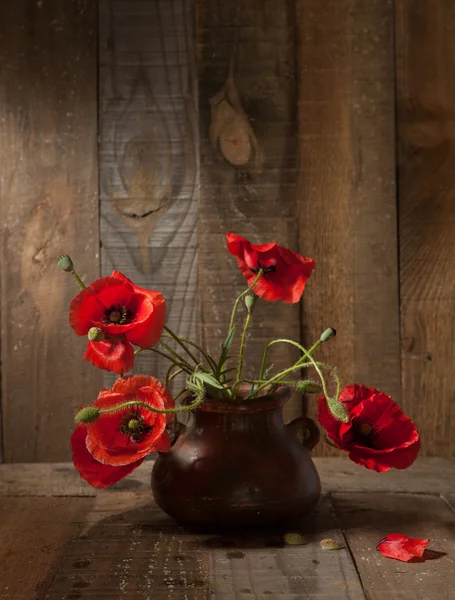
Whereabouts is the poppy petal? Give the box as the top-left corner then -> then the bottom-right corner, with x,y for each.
83,339 -> 134,375
124,292 -> 166,348
377,534 -> 429,562
71,425 -> 144,488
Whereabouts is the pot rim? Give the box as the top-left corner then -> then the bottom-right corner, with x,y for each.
192,385 -> 291,414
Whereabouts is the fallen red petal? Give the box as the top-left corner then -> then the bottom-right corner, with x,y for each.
377,533 -> 430,562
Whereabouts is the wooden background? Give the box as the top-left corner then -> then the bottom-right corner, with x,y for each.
0,0 -> 454,462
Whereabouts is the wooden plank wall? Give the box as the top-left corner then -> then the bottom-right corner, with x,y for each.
396,0 -> 455,457
98,0 -> 199,389
1,0 -> 455,461
0,0 -> 101,462
197,0 -> 302,422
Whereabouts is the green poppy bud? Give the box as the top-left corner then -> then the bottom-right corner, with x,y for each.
320,328 -> 336,343
244,293 -> 257,312
57,254 -> 74,272
75,406 -> 100,423
88,327 -> 104,342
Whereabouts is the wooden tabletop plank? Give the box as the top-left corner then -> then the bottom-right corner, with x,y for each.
1,458 -> 454,497
41,492 -> 364,599
0,497 -> 93,600
332,493 -> 455,600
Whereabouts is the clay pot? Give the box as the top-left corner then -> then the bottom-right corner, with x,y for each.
151,386 -> 321,527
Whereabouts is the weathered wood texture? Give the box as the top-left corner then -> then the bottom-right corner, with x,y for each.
99,0 -> 199,389
333,492 -> 455,600
35,492 -> 365,600
0,496 -> 92,600
297,0 -> 401,455
197,0 -> 302,422
396,1 -> 455,456
0,0 -> 101,462
2,458 -> 454,497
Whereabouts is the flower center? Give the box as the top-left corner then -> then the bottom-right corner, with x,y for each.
358,423 -> 373,436
250,261 -> 276,275
120,412 -> 152,443
104,304 -> 131,325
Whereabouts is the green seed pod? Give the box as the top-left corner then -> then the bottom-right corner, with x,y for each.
320,327 -> 336,343
88,327 -> 105,342
75,406 -> 100,424
244,293 -> 258,312
295,380 -> 322,394
284,533 -> 308,546
57,254 -> 74,272
320,538 -> 344,550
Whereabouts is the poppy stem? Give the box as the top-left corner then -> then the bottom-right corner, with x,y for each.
228,270 -> 263,332
161,329 -> 218,373
162,326 -> 200,365
98,395 -> 204,416
71,271 -> 86,290
158,341 -> 194,371
165,365 -> 185,388
134,347 -> 193,375
232,308 -> 254,396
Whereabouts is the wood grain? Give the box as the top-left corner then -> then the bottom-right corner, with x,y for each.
99,0 -> 199,390
297,0 -> 401,455
42,492 -> 364,599
2,458 -> 454,497
333,492 -> 455,600
0,0 -> 101,461
396,1 -> 455,456
0,496 -> 92,600
197,0 -> 302,421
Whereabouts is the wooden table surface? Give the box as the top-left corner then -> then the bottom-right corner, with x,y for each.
1,458 -> 454,600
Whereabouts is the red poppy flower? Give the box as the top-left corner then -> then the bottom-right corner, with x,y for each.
69,271 -> 166,374
226,233 -> 315,303
377,534 -> 429,562
71,375 -> 174,488
318,384 -> 420,472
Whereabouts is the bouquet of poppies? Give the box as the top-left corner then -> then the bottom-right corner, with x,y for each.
59,233 -> 420,488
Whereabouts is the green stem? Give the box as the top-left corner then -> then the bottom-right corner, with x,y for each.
228,270 -> 263,332
259,336 -> 322,380
232,309 -> 253,396
253,339 -> 340,402
162,332 -> 218,373
134,347 -> 192,374
165,365 -> 184,388
158,340 -> 194,371
163,325 -> 200,366
99,396 -> 204,416
71,270 -> 86,290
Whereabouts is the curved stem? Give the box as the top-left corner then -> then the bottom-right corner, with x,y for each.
158,340 -> 193,371
228,270 -> 263,332
163,325 -> 199,365
99,396 -> 204,416
165,364 -> 184,388
134,347 -> 192,375
162,332 -> 218,373
232,310 -> 253,396
259,336 -> 322,380
253,339 -> 341,402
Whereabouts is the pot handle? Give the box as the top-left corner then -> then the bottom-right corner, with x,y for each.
286,416 -> 320,450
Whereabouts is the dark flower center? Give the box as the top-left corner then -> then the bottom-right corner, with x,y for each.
250,261 -> 276,275
120,412 -> 152,444
354,421 -> 378,448
104,304 -> 131,325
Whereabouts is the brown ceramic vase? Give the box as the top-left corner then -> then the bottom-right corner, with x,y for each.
151,386 -> 321,527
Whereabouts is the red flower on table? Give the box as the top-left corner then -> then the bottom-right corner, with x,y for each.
72,375 -> 174,488
226,233 -> 315,303
318,384 -> 420,472
69,271 -> 166,374
377,534 -> 429,562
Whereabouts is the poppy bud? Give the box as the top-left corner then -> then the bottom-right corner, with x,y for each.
244,293 -> 257,312
75,406 -> 100,423
320,328 -> 336,343
88,327 -> 105,342
57,254 -> 74,272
